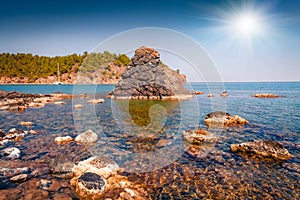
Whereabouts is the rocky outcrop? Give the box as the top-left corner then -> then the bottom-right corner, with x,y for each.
0,90 -> 72,111
230,140 -> 292,160
204,111 -> 249,126
251,94 -> 281,98
71,156 -> 149,199
112,46 -> 191,100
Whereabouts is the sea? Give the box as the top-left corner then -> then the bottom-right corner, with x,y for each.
0,82 -> 299,199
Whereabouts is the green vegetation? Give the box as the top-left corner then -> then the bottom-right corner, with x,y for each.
114,54 -> 131,66
0,53 -> 85,80
0,52 -> 131,81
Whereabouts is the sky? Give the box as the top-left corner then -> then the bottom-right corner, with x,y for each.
0,0 -> 299,82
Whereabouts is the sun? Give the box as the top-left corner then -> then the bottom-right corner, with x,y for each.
234,14 -> 260,36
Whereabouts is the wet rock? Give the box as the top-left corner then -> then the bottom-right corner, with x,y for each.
282,163 -> 300,173
4,128 -> 26,140
0,188 -> 22,200
74,130 -> 98,144
220,91 -> 228,97
112,46 -> 191,100
230,140 -> 292,160
182,128 -> 218,145
87,98 -> 105,104
204,111 -> 249,126
73,172 -> 106,199
53,194 -> 72,200
74,104 -> 83,109
10,173 -> 28,183
54,136 -> 73,144
72,156 -> 120,179
191,91 -> 204,95
54,101 -> 66,105
39,179 -> 52,190
251,94 -> 281,98
49,162 -> 74,178
19,121 -> 34,126
1,147 -> 21,159
0,129 -> 5,138
0,167 -> 29,177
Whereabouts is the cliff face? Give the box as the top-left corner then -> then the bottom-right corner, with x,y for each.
112,46 -> 190,100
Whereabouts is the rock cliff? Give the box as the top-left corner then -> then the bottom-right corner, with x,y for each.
112,46 -> 191,100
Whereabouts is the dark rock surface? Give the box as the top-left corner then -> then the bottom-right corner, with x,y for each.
78,172 -> 105,191
112,46 -> 191,100
230,140 -> 292,160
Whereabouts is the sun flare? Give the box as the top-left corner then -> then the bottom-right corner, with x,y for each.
234,14 -> 260,36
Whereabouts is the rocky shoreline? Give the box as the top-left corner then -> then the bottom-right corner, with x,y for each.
0,90 -> 73,111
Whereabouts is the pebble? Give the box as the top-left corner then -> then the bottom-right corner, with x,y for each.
74,129 -> 98,144
54,101 -> 66,105
87,98 -> 105,104
19,121 -> 34,126
55,136 -> 73,144
10,173 -> 28,183
74,104 -> 83,109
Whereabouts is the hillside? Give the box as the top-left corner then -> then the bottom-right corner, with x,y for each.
0,52 -> 130,84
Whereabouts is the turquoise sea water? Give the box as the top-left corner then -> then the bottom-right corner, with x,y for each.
0,82 -> 299,198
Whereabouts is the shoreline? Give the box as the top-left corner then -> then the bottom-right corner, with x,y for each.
0,81 -> 299,85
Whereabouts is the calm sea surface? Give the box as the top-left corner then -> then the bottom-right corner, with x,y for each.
0,82 -> 299,199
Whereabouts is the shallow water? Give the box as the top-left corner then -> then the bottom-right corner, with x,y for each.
0,82 -> 299,199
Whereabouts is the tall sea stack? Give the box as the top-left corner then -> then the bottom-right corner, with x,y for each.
112,46 -> 191,100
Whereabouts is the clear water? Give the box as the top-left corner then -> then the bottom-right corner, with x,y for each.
0,82 -> 299,199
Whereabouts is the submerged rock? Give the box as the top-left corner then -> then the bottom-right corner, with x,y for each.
204,111 -> 249,126
252,94 -> 281,98
10,173 -> 28,183
55,136 -> 73,144
191,91 -> 204,95
75,130 -> 98,144
87,98 -> 104,104
182,128 -> 218,145
19,121 -> 34,126
74,172 -> 106,199
73,104 -> 83,109
230,140 -> 292,160
1,147 -> 21,159
112,46 -> 191,100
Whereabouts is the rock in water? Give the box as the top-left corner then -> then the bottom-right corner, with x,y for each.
72,172 -> 106,199
55,136 -> 73,144
230,140 -> 292,160
1,147 -> 21,159
204,111 -> 249,126
251,94 -> 280,98
182,128 -> 218,145
75,130 -> 98,144
112,46 -> 191,100
72,156 -> 120,179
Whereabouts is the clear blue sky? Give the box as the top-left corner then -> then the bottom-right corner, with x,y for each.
1,0 -> 299,81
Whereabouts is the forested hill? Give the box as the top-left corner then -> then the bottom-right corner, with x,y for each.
0,52 -> 130,84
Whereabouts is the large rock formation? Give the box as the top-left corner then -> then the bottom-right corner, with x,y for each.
112,46 -> 191,100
